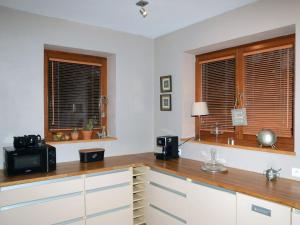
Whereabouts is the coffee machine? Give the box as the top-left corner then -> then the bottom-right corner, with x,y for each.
155,136 -> 179,160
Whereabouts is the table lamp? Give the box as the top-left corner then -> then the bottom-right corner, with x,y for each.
192,102 -> 209,141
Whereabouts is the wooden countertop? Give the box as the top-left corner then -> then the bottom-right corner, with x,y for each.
1,152 -> 300,209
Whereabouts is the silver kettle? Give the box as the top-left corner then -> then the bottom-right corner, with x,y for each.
265,168 -> 281,181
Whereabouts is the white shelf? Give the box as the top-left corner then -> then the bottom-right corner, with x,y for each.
133,185 -> 145,194
134,216 -> 146,225
133,209 -> 145,219
133,177 -> 145,185
133,200 -> 145,210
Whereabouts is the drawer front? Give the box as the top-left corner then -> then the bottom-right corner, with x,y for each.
147,204 -> 186,225
292,209 -> 300,225
147,169 -> 187,193
85,169 -> 131,190
0,192 -> 84,225
86,184 -> 132,216
147,181 -> 187,221
237,193 -> 291,225
86,205 -> 132,225
0,176 -> 84,207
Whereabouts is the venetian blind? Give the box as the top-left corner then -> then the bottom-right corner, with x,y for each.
201,57 -> 236,132
243,46 -> 294,137
48,60 -> 101,130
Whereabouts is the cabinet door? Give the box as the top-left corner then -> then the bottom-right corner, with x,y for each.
237,193 -> 291,225
188,182 -> 236,225
293,209 -> 300,225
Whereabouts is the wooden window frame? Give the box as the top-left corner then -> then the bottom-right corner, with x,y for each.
195,34 -> 295,153
44,50 -> 107,141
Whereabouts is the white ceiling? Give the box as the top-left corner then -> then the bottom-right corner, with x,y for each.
0,0 -> 257,38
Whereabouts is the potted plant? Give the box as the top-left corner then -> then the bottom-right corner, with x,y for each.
81,119 -> 94,140
71,128 -> 79,140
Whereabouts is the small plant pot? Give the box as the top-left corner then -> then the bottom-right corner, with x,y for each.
81,130 -> 93,140
71,132 -> 79,140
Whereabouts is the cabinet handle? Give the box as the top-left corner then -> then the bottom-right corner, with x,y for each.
149,181 -> 187,197
0,191 -> 82,211
251,204 -> 271,217
0,176 -> 82,192
150,204 -> 187,224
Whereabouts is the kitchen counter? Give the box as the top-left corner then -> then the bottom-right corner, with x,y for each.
1,152 -> 300,209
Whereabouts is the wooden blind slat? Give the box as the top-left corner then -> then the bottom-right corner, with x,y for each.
200,58 -> 236,131
243,47 -> 294,137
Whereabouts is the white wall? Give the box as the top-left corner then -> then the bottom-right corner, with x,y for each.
0,6 -> 154,167
154,0 -> 300,179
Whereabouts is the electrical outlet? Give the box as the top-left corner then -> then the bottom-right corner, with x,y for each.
178,148 -> 182,156
292,168 -> 300,178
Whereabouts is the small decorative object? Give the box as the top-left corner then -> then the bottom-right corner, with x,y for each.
64,134 -> 70,141
71,128 -> 79,140
257,129 -> 277,148
264,167 -> 281,181
210,122 -> 223,141
81,119 -> 94,140
160,75 -> 172,93
201,149 -> 228,173
160,94 -> 172,111
227,137 -> 235,145
53,132 -> 63,141
191,102 -> 209,141
231,108 -> 248,126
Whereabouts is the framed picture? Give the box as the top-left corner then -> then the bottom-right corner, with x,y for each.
160,94 -> 172,111
231,108 -> 248,126
160,75 -> 172,93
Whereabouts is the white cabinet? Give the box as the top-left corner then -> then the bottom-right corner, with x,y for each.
237,193 -> 291,225
85,169 -> 133,225
292,209 -> 300,225
0,176 -> 85,225
146,170 -> 188,225
188,181 -> 236,225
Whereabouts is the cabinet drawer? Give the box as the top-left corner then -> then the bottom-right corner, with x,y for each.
0,192 -> 84,225
147,204 -> 186,225
237,193 -> 291,225
147,170 -> 187,194
292,209 -> 300,225
86,205 -> 132,225
85,169 -> 131,190
0,176 -> 84,207
147,181 -> 187,221
86,183 -> 132,216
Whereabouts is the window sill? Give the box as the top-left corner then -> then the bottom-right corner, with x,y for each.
181,138 -> 295,156
46,137 -> 117,145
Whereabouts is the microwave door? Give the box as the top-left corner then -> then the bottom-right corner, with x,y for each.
11,151 -> 42,174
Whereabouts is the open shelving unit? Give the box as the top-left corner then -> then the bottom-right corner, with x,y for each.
132,166 -> 147,225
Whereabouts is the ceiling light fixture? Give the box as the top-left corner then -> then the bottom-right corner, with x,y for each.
136,0 -> 149,18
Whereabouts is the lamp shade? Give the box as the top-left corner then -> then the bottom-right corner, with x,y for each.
192,102 -> 209,116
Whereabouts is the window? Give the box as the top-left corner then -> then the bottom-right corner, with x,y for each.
195,35 -> 295,153
44,50 -> 107,141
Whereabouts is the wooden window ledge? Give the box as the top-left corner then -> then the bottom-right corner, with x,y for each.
180,138 -> 295,156
46,137 -> 117,145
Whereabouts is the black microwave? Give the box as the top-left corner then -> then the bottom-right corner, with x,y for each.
3,144 -> 56,176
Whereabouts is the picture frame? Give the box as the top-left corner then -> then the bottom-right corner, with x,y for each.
160,94 -> 172,111
231,108 -> 248,126
160,75 -> 172,93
